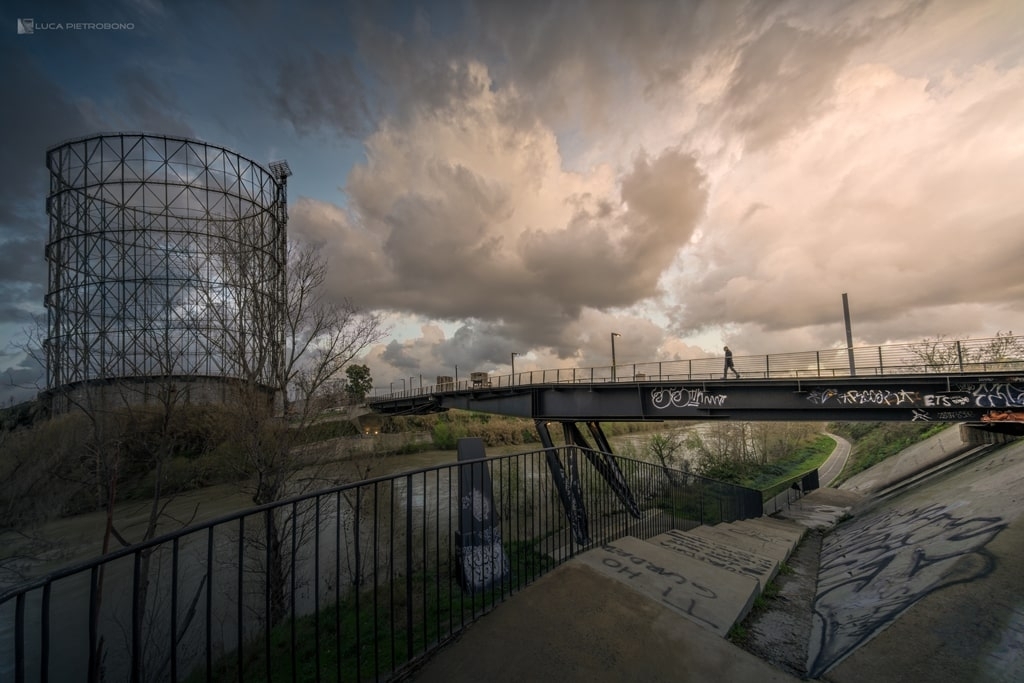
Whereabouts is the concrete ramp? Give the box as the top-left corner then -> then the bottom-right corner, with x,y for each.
411,560 -> 801,682
413,518 -> 811,681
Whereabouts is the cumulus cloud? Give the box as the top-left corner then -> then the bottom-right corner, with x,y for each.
273,50 -> 370,137
3,0 -> 1023,397
291,61 -> 708,351
671,58 -> 1024,347
358,308 -> 714,391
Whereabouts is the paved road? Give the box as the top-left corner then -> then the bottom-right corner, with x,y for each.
818,433 -> 850,487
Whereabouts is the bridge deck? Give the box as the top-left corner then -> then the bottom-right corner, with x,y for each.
367,337 -> 1024,426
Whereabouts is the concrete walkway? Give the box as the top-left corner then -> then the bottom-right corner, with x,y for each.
406,427 -> 1024,682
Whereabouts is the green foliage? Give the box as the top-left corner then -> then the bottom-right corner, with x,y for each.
189,539 -> 556,682
344,364 -> 373,402
686,423 -> 831,493
827,422 -> 952,483
295,418 -> 360,445
744,435 -> 835,498
728,623 -> 748,643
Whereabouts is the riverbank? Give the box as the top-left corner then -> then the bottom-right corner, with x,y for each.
0,426 -> 675,586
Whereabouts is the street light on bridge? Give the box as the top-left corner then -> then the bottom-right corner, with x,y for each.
511,352 -> 520,386
611,332 -> 621,381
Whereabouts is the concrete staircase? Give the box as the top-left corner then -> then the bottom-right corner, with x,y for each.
572,517 -> 807,638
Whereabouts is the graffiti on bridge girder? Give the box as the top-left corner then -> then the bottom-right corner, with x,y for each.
650,387 -> 728,410
912,409 -> 978,422
807,388 -> 920,406
808,383 -> 1024,411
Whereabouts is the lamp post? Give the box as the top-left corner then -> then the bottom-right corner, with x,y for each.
399,378 -> 406,392
511,352 -> 520,386
842,293 -> 856,377
611,332 -> 621,381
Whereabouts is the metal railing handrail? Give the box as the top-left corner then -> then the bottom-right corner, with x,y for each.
371,334 -> 1024,401
1,446 -> 765,683
0,453 -> 496,604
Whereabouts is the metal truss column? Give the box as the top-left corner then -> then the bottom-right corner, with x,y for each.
535,420 -> 589,545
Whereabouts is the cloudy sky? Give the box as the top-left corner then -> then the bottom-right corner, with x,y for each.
2,0 -> 1023,402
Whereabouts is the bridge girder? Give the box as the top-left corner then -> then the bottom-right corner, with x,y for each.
369,372 -> 1024,426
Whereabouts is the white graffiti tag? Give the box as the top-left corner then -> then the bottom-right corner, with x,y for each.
959,383 -> 1024,408
651,387 -> 727,410
807,388 -> 920,406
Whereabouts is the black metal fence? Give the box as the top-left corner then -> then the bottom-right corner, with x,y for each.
0,446 -> 762,682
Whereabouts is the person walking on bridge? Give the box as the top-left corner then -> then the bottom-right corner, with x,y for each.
723,346 -> 740,379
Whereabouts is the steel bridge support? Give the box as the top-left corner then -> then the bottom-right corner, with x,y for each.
534,419 -> 642,546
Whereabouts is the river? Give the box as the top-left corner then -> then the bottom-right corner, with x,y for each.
2,428 -> 694,681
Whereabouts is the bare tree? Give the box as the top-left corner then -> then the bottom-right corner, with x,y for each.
644,430 -> 689,485
909,331 -> 1023,371
198,233 -> 387,624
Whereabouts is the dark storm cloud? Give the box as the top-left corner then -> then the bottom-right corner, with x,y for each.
0,242 -> 46,327
464,0 -> 749,128
379,339 -> 421,371
722,21 -> 866,150
0,47 -> 91,225
113,69 -> 196,138
273,50 -> 371,137
518,149 -> 707,314
0,351 -> 45,405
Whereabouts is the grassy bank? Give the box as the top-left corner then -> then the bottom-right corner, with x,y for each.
827,421 -> 951,485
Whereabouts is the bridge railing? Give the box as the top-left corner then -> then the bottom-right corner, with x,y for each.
373,335 -> 1024,400
0,447 -> 760,683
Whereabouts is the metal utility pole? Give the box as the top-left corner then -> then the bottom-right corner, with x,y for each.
611,332 -> 621,381
843,293 -> 856,376
511,352 -> 520,386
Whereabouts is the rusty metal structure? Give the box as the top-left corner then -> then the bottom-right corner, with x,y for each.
43,133 -> 290,409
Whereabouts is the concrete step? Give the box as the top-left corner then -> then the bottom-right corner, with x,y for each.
574,535 -> 760,637
722,520 -> 801,559
648,528 -> 779,592
684,524 -> 794,563
748,515 -> 808,542
728,519 -> 804,549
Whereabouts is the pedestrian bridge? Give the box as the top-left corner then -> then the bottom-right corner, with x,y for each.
367,336 -> 1024,431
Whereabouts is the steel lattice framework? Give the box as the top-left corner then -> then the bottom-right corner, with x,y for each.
44,133 -> 289,401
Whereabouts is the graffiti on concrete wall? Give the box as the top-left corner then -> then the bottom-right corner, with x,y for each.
808,503 -> 1007,677
650,387 -> 728,410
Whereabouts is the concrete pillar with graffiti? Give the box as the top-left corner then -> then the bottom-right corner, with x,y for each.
455,438 -> 511,591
